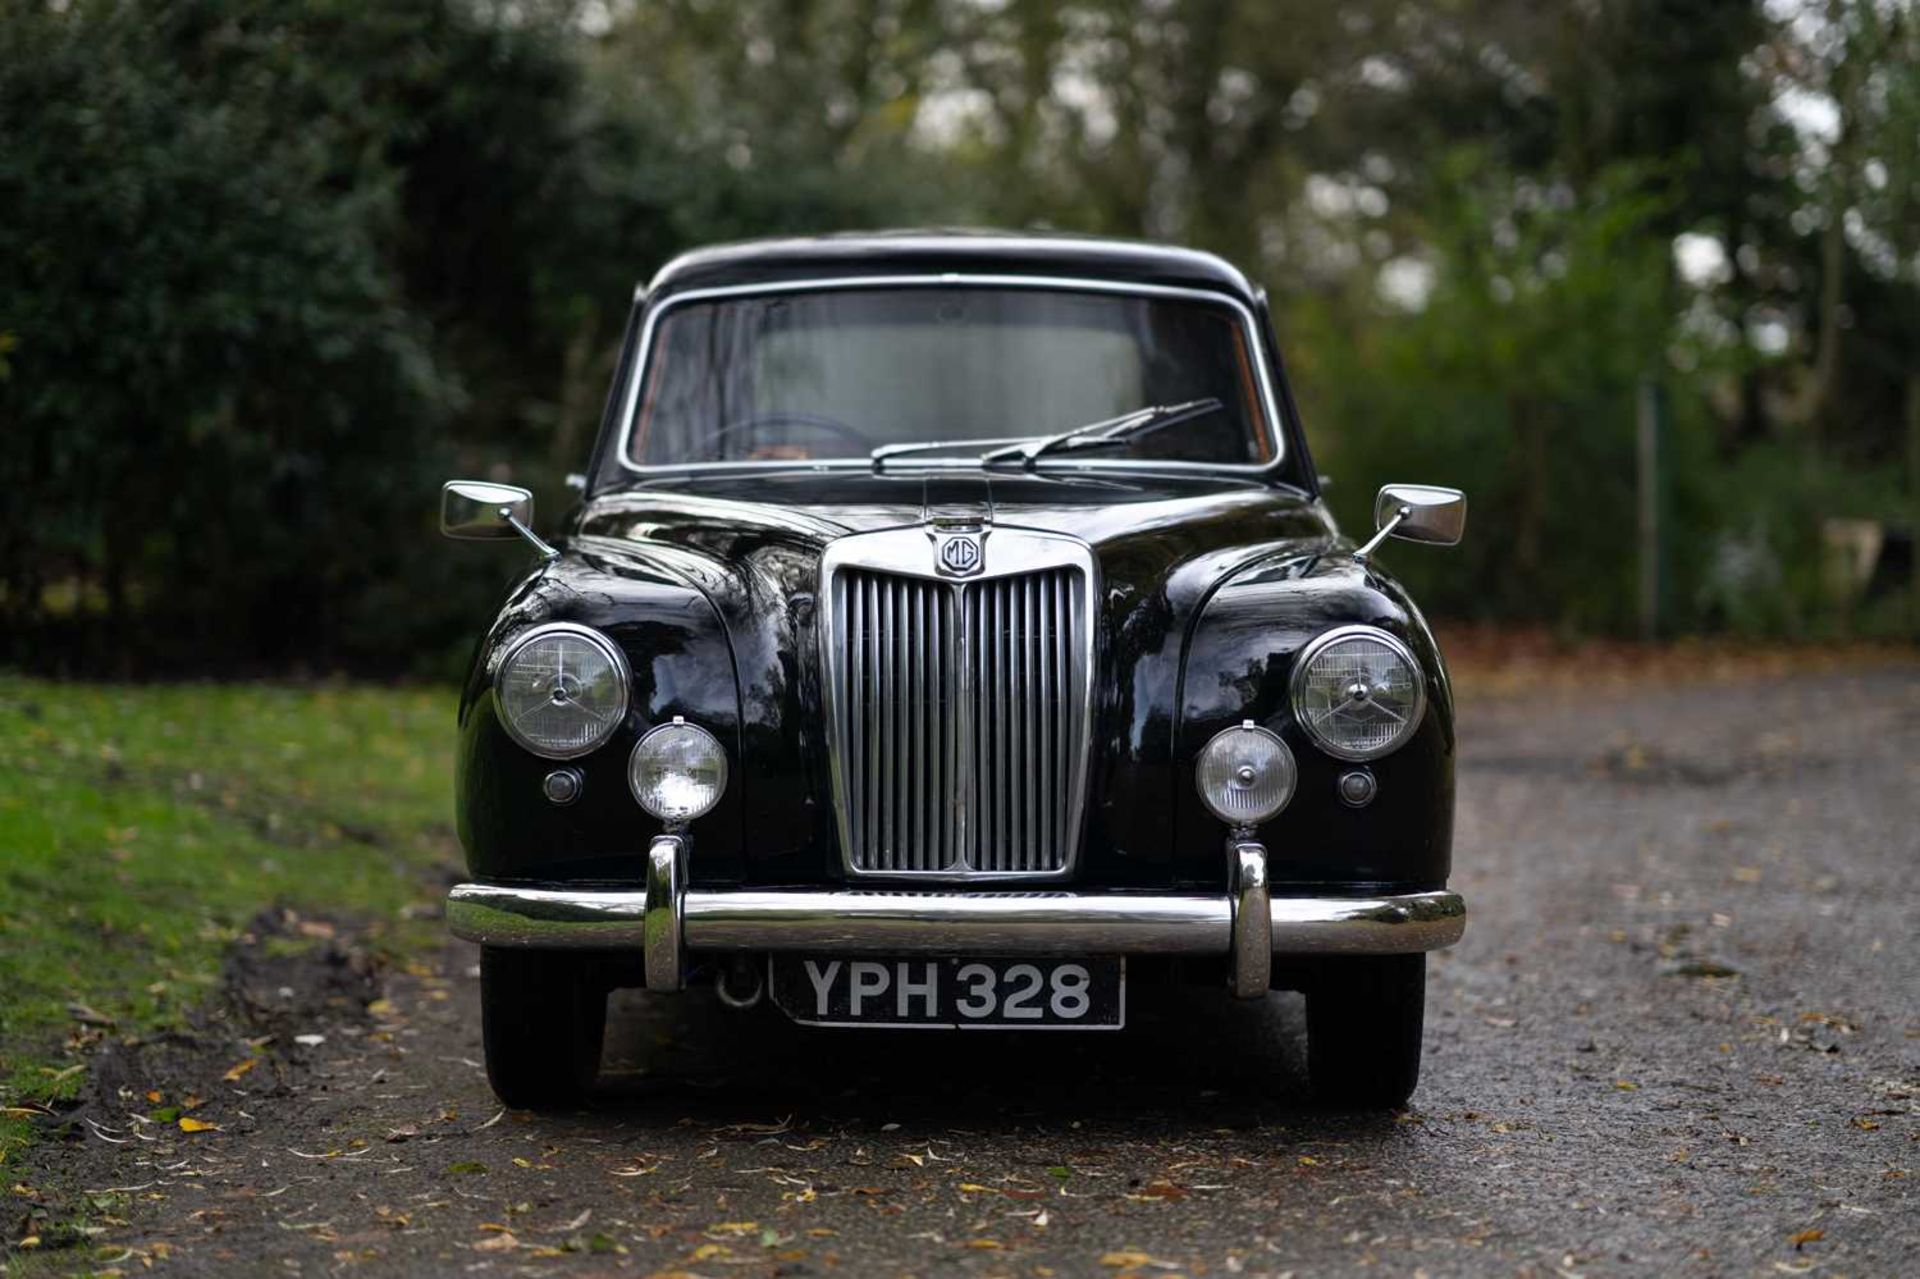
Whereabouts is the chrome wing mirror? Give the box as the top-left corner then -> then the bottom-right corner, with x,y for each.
440,480 -> 558,560
1353,484 -> 1466,563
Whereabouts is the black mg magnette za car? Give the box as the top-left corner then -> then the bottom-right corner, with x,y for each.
440,231 -> 1468,1110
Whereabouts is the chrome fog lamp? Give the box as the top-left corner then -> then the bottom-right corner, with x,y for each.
1289,625 -> 1426,761
629,718 -> 728,823
1196,721 -> 1297,826
494,624 -> 629,759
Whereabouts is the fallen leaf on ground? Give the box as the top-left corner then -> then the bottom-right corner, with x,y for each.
1103,1251 -> 1153,1267
1133,1181 -> 1189,1201
1790,1229 -> 1825,1248
222,1057 -> 259,1082
473,1231 -> 517,1252
178,1117 -> 220,1134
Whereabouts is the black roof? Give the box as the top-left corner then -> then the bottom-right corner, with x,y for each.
645,229 -> 1259,302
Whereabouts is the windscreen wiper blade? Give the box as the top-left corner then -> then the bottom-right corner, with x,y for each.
980,397 -> 1224,469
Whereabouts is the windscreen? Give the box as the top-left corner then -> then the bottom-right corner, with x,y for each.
627,286 -> 1274,467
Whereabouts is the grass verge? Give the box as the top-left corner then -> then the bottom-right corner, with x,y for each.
0,679 -> 456,1166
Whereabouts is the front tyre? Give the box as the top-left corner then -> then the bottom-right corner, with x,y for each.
480,948 -> 607,1109
1305,954 -> 1426,1109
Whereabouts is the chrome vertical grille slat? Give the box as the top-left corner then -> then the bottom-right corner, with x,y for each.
826,544 -> 1089,881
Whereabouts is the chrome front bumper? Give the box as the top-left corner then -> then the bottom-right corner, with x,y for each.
445,836 -> 1466,999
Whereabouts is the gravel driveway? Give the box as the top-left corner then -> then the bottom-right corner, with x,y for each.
14,667 -> 1917,1276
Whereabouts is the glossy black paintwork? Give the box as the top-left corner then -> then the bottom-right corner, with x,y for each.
455,546 -> 745,884
459,469 -> 1453,892
1178,555 -> 1454,888
455,234 -> 1452,893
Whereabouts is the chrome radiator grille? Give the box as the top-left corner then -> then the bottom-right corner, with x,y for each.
827,558 -> 1089,879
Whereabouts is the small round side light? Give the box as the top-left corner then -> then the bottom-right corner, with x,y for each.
542,767 -> 584,806
1337,768 -> 1378,808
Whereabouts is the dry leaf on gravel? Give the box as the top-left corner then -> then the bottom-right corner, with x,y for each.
222,1057 -> 259,1082
178,1117 -> 220,1134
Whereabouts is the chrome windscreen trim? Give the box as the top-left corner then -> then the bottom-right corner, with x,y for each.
610,273 -> 1288,478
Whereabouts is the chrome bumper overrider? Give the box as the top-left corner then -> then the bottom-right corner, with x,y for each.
445,836 -> 1466,998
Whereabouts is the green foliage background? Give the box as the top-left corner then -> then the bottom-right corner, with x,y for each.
3,0 -> 1915,674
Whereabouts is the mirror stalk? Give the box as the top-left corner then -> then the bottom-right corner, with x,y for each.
1352,506 -> 1409,563
502,506 -> 560,561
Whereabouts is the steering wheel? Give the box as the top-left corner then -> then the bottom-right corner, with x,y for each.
706,411 -> 877,457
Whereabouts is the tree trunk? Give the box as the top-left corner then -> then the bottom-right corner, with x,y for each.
1805,0 -> 1857,454
552,308 -> 603,477
1511,394 -> 1549,610
1909,375 -> 1919,639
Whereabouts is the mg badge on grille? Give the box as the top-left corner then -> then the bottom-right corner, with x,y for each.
936,534 -> 982,577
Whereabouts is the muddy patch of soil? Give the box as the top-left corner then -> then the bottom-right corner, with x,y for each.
7,909 -> 388,1268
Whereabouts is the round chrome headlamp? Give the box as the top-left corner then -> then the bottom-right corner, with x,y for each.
1196,721 -> 1297,825
1289,625 -> 1426,761
494,624 -> 630,759
629,718 -> 728,823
